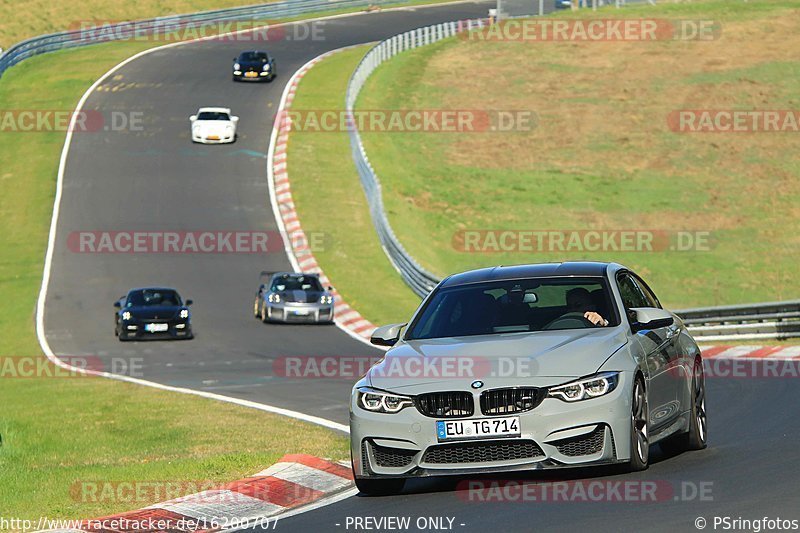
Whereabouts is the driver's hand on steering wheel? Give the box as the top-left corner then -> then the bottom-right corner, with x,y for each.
584,311 -> 609,327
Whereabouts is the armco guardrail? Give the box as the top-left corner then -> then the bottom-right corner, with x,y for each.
344,13 -> 800,342
0,0 -> 387,80
676,301 -> 800,342
346,19 -> 493,297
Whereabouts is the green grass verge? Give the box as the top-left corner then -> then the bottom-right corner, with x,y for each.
287,46 -> 422,326
353,0 -> 800,309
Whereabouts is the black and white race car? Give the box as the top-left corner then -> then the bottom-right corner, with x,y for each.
253,272 -> 334,323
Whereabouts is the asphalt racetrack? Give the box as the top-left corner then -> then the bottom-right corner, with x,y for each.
41,2 -> 800,531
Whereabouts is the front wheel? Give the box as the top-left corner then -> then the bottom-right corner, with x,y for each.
253,297 -> 261,318
354,477 -> 405,496
625,377 -> 649,472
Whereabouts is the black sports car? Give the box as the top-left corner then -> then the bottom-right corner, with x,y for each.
253,272 -> 334,323
114,287 -> 193,341
232,50 -> 276,82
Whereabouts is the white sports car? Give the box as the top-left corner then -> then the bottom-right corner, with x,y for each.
190,107 -> 239,144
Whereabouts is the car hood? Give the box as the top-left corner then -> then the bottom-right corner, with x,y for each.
279,290 -> 324,304
124,306 -> 184,320
194,120 -> 233,131
367,327 -> 628,393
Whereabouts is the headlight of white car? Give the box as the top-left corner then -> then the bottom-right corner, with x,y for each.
357,387 -> 414,414
547,372 -> 620,402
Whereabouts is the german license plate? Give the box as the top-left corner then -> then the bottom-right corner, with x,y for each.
436,416 -> 520,441
292,309 -> 310,315
145,323 -> 169,333
245,71 -> 258,78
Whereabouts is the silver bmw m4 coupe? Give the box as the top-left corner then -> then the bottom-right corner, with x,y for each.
350,262 -> 707,495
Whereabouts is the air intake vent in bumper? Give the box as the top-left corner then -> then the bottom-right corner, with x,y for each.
552,426 -> 605,457
365,441 -> 418,468
422,440 -> 543,464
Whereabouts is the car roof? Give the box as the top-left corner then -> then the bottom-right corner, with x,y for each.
271,272 -> 320,279
128,287 -> 180,293
196,107 -> 231,114
439,262 -> 618,288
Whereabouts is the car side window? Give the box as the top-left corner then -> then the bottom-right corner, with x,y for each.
617,273 -> 649,322
631,274 -> 661,309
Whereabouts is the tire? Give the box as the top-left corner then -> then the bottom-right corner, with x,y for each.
625,377 -> 649,472
354,477 -> 406,496
260,302 -> 269,323
253,298 -> 261,318
661,358 -> 708,454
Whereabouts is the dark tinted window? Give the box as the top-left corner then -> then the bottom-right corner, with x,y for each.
617,273 -> 650,322
632,274 -> 661,308
196,111 -> 230,121
407,277 -> 617,340
271,275 -> 322,292
239,52 -> 269,62
127,289 -> 181,307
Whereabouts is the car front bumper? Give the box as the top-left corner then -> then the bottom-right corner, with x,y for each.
350,372 -> 634,479
119,320 -> 193,340
264,302 -> 334,323
233,71 -> 274,81
192,133 -> 235,144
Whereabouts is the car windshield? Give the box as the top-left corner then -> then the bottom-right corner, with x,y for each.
127,289 -> 182,307
271,275 -> 322,292
406,277 -> 618,340
240,52 -> 269,62
197,111 -> 229,121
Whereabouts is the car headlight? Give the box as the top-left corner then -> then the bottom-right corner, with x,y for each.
320,295 -> 333,304
268,293 -> 281,303
263,63 -> 270,71
357,387 -> 413,414
233,63 -> 241,70
547,372 -> 619,402
122,311 -> 132,321
179,309 -> 189,319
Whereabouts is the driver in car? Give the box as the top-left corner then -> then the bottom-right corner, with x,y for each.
566,287 -> 609,327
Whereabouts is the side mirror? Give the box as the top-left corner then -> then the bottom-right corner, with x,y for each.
189,115 -> 197,122
231,116 -> 239,123
185,299 -> 193,306
113,301 -> 121,308
370,323 -> 406,347
630,307 -> 674,332
327,286 -> 333,291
